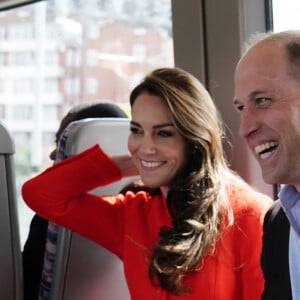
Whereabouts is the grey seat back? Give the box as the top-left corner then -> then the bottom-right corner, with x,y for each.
0,121 -> 23,300
49,118 -> 136,300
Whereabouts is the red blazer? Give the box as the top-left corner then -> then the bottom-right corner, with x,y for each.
22,145 -> 272,300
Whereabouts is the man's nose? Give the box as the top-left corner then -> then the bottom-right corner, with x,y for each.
239,108 -> 260,140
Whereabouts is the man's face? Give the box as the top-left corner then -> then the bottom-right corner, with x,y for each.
234,41 -> 300,191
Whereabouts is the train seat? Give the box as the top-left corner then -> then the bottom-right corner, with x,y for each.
0,121 -> 23,300
44,118 -> 136,300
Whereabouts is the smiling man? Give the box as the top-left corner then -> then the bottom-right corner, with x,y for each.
234,30 -> 300,300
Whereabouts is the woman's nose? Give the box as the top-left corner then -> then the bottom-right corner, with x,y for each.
140,137 -> 156,154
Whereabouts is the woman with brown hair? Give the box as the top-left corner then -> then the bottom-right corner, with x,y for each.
22,67 -> 272,299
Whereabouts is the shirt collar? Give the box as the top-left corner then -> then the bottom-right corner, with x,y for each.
279,184 -> 300,236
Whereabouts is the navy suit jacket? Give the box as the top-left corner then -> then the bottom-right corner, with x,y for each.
261,200 -> 292,300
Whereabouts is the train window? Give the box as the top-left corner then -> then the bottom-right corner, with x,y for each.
272,0 -> 300,31
0,0 -> 173,247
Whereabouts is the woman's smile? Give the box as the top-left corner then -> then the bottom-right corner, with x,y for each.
128,92 -> 188,189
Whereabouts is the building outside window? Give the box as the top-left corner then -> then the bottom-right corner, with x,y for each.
0,0 -> 173,247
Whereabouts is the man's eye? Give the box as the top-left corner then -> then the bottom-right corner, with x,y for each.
256,97 -> 271,106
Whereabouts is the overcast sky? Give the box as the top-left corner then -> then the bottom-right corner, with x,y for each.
272,0 -> 300,32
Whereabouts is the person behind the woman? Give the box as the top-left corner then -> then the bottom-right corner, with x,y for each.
22,67 -> 272,299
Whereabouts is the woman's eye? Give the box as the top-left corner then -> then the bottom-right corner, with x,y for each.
130,126 -> 141,134
158,130 -> 173,137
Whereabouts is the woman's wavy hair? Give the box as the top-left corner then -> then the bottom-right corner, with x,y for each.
130,67 -> 234,294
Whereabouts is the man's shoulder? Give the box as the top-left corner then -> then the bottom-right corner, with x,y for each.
264,199 -> 289,230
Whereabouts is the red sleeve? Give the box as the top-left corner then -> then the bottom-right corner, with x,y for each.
22,144 -> 125,256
